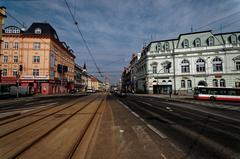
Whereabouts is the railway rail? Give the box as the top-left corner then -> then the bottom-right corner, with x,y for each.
0,94 -> 106,159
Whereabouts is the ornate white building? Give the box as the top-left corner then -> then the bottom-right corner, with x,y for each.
135,30 -> 240,94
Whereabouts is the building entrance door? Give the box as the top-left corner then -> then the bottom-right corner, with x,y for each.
153,85 -> 172,94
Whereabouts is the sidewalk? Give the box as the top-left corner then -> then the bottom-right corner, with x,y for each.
134,94 -> 240,111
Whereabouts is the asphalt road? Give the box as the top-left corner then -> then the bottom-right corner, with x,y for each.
118,95 -> 240,159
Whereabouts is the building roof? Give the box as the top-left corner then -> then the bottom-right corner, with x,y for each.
24,22 -> 58,38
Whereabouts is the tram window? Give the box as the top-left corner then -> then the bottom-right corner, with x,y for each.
209,89 -> 218,95
236,90 -> 240,95
228,90 -> 236,95
219,90 -> 227,95
200,88 -> 208,94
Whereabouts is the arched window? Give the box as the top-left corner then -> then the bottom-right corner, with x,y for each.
220,79 -> 225,87
182,39 -> 189,48
196,58 -> 205,72
181,80 -> 185,88
229,34 -> 237,44
213,79 -> 218,87
212,57 -> 223,72
156,43 -> 161,51
152,65 -> 157,74
187,80 -> 192,88
34,28 -> 42,34
2,69 -> 7,76
163,42 -> 169,51
181,59 -> 190,73
207,36 -> 214,46
194,38 -> 201,47
162,80 -> 166,83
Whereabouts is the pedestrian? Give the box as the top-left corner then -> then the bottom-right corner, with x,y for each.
169,89 -> 172,98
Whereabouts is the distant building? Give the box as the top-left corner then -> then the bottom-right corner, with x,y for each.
0,23 -> 75,94
133,30 -> 240,94
0,6 -> 6,84
74,64 -> 87,92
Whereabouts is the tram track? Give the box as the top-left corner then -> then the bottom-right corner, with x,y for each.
0,95 -> 88,125
0,95 -> 103,159
0,95 -> 95,138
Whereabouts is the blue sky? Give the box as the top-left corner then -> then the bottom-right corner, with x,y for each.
1,0 -> 240,84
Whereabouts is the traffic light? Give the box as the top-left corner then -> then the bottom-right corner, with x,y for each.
166,62 -> 171,69
19,65 -> 23,71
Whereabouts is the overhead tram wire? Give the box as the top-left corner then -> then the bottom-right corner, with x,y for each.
64,0 -> 103,77
195,10 -> 240,31
5,10 -> 24,28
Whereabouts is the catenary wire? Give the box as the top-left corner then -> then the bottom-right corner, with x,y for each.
64,0 -> 103,77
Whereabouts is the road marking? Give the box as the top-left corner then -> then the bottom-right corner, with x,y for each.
25,102 -> 35,106
140,101 -> 152,106
119,129 -> 124,133
161,153 -> 167,159
131,111 -> 140,118
118,100 -> 168,139
146,124 -> 167,139
44,102 -> 57,106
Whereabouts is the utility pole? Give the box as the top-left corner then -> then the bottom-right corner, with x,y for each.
16,72 -> 19,98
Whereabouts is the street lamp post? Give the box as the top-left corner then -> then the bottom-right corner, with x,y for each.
16,72 -> 19,98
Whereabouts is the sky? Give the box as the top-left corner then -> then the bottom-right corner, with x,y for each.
1,0 -> 240,84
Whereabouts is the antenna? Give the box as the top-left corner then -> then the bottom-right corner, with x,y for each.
220,24 -> 223,33
191,25 -> 193,32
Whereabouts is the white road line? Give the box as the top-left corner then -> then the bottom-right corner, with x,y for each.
131,111 -> 140,118
118,100 -> 168,139
140,101 -> 152,106
147,124 -> 167,139
161,153 -> 167,159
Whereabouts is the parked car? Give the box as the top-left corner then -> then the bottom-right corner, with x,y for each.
86,89 -> 93,93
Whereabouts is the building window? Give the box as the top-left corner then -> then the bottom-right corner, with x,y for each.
207,36 -> 214,46
181,80 -> 186,88
156,43 -> 161,51
13,42 -> 19,49
182,39 -> 189,48
5,26 -> 20,34
3,56 -> 8,63
2,69 -> 7,76
33,69 -> 39,76
187,80 -> 192,88
13,56 -> 18,63
34,42 -> 41,50
152,66 -> 157,74
13,69 -> 17,76
229,34 -> 237,44
194,38 -> 201,47
4,42 -> 8,49
163,67 -> 170,73
213,79 -> 218,87
236,61 -> 240,70
181,59 -> 190,73
220,79 -> 225,87
196,58 -> 205,72
236,82 -> 240,87
34,28 -> 42,34
33,56 -> 40,63
163,42 -> 169,51
212,57 -> 223,72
